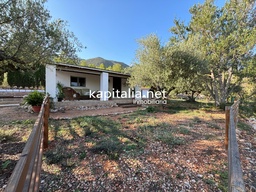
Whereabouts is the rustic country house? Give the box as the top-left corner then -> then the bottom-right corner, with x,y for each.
45,63 -> 131,101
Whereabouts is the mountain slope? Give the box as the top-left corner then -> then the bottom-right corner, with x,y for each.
85,57 -> 129,68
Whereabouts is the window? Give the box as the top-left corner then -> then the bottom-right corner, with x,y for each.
70,76 -> 86,87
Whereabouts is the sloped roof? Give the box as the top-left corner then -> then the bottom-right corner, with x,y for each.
50,63 -> 130,78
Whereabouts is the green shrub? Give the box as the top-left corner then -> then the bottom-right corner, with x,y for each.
79,151 -> 87,160
90,138 -> 122,159
178,127 -> 191,135
7,66 -> 45,88
156,132 -> 184,146
56,82 -> 64,100
24,91 -> 45,106
1,160 -> 11,170
146,106 -> 156,113
44,150 -> 65,164
0,129 -> 16,143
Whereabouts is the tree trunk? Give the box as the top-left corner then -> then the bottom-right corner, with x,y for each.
209,66 -> 235,109
187,90 -> 196,102
207,69 -> 231,108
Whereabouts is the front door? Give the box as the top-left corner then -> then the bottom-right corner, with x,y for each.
113,77 -> 121,97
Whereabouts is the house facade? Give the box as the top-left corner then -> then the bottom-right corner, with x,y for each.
45,63 -> 131,101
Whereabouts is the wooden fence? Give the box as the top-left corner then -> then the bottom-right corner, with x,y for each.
225,101 -> 245,192
4,96 -> 50,192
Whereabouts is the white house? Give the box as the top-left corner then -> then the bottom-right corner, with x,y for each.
45,63 -> 130,101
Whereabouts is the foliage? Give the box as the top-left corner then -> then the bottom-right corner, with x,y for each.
106,65 -> 112,70
1,73 -> 8,87
53,52 -> 80,65
79,59 -> 87,66
44,148 -> 66,164
97,63 -> 105,70
1,160 -> 11,170
237,121 -> 254,133
170,0 -> 256,106
138,122 -> 185,147
24,91 -> 45,106
128,34 -> 205,98
239,56 -> 256,101
79,151 -> 87,160
87,63 -> 96,68
7,65 -> 45,87
90,138 -> 123,160
8,70 -> 34,87
171,37 -> 207,102
128,34 -> 175,95
146,106 -> 156,113
0,0 -> 83,75
0,73 -> 3,85
56,82 -> 64,99
0,129 -> 16,143
112,63 -> 123,72
85,57 -> 129,69
78,57 -> 127,72
239,101 -> 256,118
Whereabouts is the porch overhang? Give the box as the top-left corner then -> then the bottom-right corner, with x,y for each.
53,63 -> 130,78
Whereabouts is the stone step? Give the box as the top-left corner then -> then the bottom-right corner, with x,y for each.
0,104 -> 19,107
121,104 -> 141,108
116,102 -> 133,106
0,97 -> 23,105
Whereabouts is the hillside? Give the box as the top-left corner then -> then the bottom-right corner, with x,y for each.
85,57 -> 129,68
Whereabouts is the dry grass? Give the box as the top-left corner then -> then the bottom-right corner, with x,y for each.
1,100 -> 255,191
39,101 -> 230,191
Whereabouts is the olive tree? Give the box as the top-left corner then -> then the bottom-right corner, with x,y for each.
170,0 -> 256,106
0,0 -> 82,76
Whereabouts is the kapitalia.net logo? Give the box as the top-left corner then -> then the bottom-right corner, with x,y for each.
89,88 -> 167,104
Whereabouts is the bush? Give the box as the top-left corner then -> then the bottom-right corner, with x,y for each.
0,129 -> 16,143
24,91 -> 45,106
146,106 -> 156,113
90,138 -> 123,159
44,150 -> 65,164
7,66 -> 45,88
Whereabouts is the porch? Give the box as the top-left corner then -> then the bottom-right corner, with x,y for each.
46,63 -> 131,102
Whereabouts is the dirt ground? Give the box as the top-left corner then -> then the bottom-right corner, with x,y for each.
0,104 -> 255,191
0,105 -> 141,124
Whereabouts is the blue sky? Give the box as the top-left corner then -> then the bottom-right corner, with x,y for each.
46,0 -> 225,65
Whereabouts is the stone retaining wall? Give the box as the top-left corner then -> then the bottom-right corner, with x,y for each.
53,99 -> 133,111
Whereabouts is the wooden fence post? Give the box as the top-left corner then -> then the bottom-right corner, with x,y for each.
225,106 -> 231,150
43,97 -> 49,149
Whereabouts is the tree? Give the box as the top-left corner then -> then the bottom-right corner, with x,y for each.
106,66 -> 113,71
172,47 -> 206,101
87,63 -> 96,68
112,63 -> 122,72
0,0 -> 82,75
98,63 -> 105,70
128,34 -> 176,96
128,34 -> 205,98
53,52 -> 79,65
127,34 -> 171,94
7,65 -> 45,88
172,34 -> 208,101
239,55 -> 256,101
170,0 -> 256,107
80,59 -> 87,66
0,74 -> 4,85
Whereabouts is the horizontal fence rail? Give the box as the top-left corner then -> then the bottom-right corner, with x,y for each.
225,101 -> 245,192
4,96 -> 49,192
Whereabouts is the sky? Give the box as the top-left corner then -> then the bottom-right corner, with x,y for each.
45,0 -> 225,66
